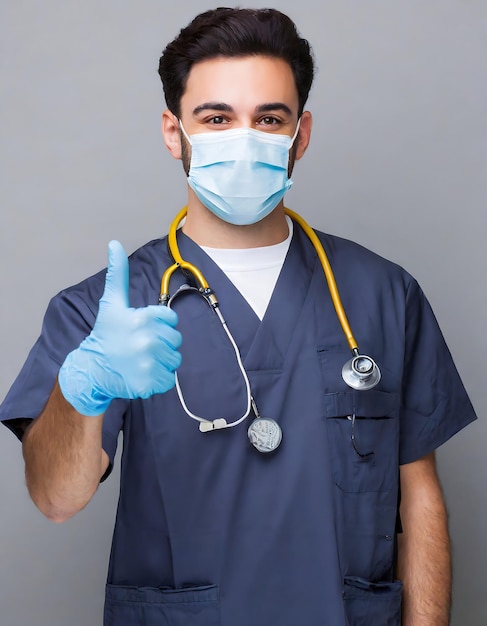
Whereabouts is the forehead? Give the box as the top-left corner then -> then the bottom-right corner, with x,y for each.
181,56 -> 299,114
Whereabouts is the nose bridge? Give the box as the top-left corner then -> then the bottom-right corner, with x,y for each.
233,113 -> 254,129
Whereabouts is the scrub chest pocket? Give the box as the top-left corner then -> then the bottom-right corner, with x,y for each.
323,389 -> 399,493
104,584 -> 220,626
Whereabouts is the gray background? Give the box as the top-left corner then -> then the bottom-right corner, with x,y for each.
0,1 -> 485,624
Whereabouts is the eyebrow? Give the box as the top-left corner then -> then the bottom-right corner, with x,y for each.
192,102 -> 293,116
192,102 -> 233,116
256,102 -> 293,116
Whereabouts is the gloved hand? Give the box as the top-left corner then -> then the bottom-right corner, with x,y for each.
58,240 -> 182,416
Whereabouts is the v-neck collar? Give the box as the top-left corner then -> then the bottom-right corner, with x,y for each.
175,223 -> 318,371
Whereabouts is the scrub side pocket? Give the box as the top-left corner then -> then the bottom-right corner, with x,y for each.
323,388 -> 399,493
104,584 -> 220,626
343,577 -> 402,626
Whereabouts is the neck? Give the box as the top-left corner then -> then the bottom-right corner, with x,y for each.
182,191 -> 289,249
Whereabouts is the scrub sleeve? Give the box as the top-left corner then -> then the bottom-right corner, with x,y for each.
0,272 -> 125,470
398,278 -> 475,464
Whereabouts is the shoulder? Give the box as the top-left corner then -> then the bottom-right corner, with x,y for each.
313,229 -> 417,294
50,236 -> 171,316
127,236 -> 170,270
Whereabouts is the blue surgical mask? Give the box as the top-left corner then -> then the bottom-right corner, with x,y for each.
180,121 -> 301,225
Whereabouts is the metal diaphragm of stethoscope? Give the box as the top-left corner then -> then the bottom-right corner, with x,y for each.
159,206 -> 381,453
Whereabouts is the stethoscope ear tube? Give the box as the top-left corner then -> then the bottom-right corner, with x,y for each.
165,283 -> 253,431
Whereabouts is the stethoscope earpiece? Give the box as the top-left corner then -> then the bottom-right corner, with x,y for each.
342,353 -> 381,391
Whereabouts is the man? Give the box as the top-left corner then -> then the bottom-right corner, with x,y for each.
0,8 -> 476,625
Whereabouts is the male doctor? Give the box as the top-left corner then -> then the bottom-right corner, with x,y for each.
0,7 -> 476,626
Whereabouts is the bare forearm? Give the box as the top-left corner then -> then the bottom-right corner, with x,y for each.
22,379 -> 107,523
397,453 -> 451,625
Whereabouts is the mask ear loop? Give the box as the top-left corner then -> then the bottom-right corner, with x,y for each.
289,117 -> 302,148
179,120 -> 192,145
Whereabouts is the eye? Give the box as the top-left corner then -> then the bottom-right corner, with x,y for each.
207,116 -> 226,125
257,116 -> 281,127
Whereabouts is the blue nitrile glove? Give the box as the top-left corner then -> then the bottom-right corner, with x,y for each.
58,240 -> 182,416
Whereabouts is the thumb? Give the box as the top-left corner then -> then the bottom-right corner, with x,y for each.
101,240 -> 130,308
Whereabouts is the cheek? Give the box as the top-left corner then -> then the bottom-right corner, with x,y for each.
288,142 -> 298,177
180,132 -> 192,175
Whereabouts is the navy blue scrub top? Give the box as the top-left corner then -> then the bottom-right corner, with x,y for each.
0,222 -> 477,626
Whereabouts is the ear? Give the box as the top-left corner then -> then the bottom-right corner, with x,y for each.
161,109 -> 182,160
294,111 -> 312,161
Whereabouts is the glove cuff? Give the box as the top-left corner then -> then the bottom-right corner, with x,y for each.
58,348 -> 112,417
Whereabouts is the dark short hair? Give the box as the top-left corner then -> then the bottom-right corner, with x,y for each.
158,7 -> 314,118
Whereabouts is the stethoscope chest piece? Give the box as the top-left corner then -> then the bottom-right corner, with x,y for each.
342,354 -> 381,391
248,417 -> 282,453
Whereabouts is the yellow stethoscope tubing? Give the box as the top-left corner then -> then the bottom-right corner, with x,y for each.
160,206 -> 359,354
284,208 -> 358,353
161,206 -> 209,295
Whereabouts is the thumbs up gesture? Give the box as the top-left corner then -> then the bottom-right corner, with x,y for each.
58,241 -> 182,416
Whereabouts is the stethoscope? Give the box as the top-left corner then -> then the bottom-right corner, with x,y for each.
159,207 -> 381,453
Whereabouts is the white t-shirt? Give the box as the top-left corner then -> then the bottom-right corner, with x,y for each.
201,217 -> 293,320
